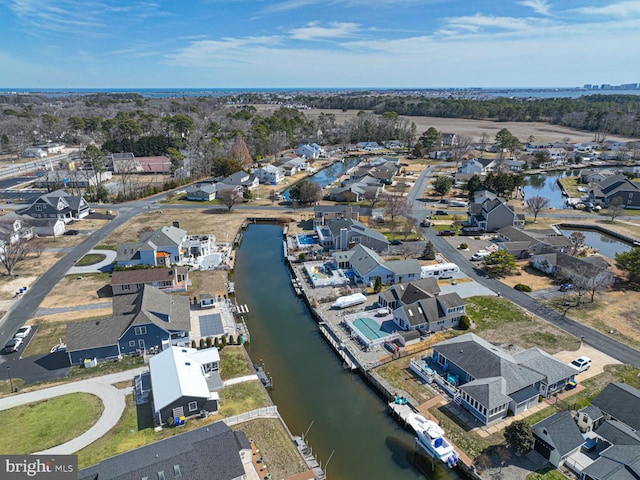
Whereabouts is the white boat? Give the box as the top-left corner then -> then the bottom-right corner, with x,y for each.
331,293 -> 366,309
406,413 -> 459,467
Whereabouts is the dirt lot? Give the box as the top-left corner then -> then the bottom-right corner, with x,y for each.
39,273 -> 112,309
102,208 -> 295,245
0,251 -> 64,300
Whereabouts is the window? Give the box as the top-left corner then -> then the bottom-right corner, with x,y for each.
188,401 -> 198,412
123,284 -> 130,291
129,340 -> 135,347
173,465 -> 181,477
157,472 -> 165,480
134,326 -> 147,335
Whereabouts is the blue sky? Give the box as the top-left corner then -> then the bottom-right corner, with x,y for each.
1,0 -> 639,89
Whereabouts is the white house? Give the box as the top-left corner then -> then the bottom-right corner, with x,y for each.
255,164 -> 285,185
295,143 -> 324,159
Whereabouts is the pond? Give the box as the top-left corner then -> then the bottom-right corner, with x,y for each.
557,227 -> 634,258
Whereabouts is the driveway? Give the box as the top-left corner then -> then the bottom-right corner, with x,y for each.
0,367 -> 148,454
67,249 -> 117,275
553,344 -> 622,381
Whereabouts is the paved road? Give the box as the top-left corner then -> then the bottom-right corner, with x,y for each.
409,166 -> 640,368
0,367 -> 147,454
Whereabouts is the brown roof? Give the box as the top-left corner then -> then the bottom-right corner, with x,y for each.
111,267 -> 187,286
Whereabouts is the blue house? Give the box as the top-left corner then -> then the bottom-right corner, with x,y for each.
66,285 -> 191,365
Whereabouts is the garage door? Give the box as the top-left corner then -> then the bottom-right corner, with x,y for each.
534,438 -> 552,460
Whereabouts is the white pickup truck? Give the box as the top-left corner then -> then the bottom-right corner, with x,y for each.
471,250 -> 491,261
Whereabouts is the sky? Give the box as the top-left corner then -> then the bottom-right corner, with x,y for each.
1,0 -> 639,89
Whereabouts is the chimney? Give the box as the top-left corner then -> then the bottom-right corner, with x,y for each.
340,228 -> 348,250
173,220 -> 180,229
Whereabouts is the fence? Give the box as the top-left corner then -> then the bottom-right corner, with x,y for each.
222,406 -> 279,427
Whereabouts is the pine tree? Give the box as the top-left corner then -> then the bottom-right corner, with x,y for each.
422,241 -> 436,260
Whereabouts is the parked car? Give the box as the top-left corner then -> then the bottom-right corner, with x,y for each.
559,283 -> 575,292
434,210 -> 448,215
390,239 -> 403,245
14,326 -> 32,338
3,337 -> 23,353
471,250 -> 491,261
64,229 -> 79,236
437,230 -> 456,236
570,356 -> 592,373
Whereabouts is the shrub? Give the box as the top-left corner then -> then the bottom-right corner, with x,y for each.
206,337 -> 213,348
458,243 -> 468,250
199,338 -> 206,349
459,315 -> 472,330
514,283 -> 532,292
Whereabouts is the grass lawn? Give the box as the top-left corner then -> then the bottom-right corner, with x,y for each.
219,346 -> 254,380
556,176 -> 582,198
22,321 -> 68,357
0,393 -> 103,454
76,254 -> 107,266
466,296 -> 580,353
375,356 -> 437,404
526,467 -> 568,480
218,381 -> 272,417
231,418 -> 308,480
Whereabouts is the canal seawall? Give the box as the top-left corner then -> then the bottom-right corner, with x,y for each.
555,223 -> 640,246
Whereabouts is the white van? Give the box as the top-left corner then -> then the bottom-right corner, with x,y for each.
471,250 -> 491,261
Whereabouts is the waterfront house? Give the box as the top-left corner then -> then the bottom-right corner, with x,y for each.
580,169 -> 616,184
333,244 -> 420,285
79,421 -> 249,480
590,383 -> 640,432
254,164 -> 285,185
392,292 -> 466,333
318,218 -> 389,252
532,412 -> 585,468
589,174 -> 640,209
457,159 -> 484,175
467,196 -> 524,232
295,143 -> 324,159
117,224 -> 188,267
531,251 -> 615,287
111,266 -> 189,295
219,170 -> 259,191
377,278 -> 440,310
356,141 -> 382,151
430,333 -> 576,424
326,175 -> 383,202
313,205 -> 364,227
149,346 -> 222,425
66,284 -> 191,365
186,182 -> 217,201
18,189 -> 90,223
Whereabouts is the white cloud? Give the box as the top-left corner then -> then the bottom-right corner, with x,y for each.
436,14 -> 545,36
518,0 -> 551,16
289,21 -> 361,40
574,1 -> 640,17
261,0 -> 438,14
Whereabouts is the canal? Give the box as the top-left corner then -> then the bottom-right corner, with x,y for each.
234,224 -> 455,480
282,156 -> 361,200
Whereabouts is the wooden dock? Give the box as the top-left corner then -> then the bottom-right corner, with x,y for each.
319,322 -> 358,370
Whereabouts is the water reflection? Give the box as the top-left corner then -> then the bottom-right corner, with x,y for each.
558,228 -> 633,258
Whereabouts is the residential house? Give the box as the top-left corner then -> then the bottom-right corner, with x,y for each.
137,155 -> 172,174
589,174 -> 640,209
332,244 -> 420,285
186,182 -> 216,201
116,225 -> 188,267
440,133 -> 458,146
590,383 -> 640,432
188,233 -> 215,258
576,142 -> 600,152
377,278 -> 441,310
295,143 -> 324,159
66,285 -> 191,365
622,165 -> 640,178
149,346 -> 221,425
21,147 -> 47,158
531,251 -> 615,287
382,140 -> 403,149
313,205 -> 364,227
21,216 -> 66,237
457,159 -> 484,175
430,333 -> 576,424
581,444 -> 640,480
355,141 -> 382,151
111,266 -> 189,295
325,175 -> 383,202
219,170 -> 259,191
79,421 -> 249,480
467,196 -> 525,232
0,217 -> 33,245
532,412 -> 585,467
317,218 -> 389,252
392,292 -> 466,333
349,160 -> 398,185
580,169 -> 616,184
496,226 -> 573,258
254,164 -> 285,185
18,189 -> 90,223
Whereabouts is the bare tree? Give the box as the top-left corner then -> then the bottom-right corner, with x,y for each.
394,242 -> 421,259
608,196 -> 625,222
400,215 -> 419,240
383,193 -> 410,231
525,196 -> 550,222
0,235 -> 29,276
363,188 -> 382,209
217,188 -> 241,211
569,231 -> 586,256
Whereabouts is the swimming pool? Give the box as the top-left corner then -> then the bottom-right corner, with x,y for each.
297,234 -> 319,246
352,317 -> 389,341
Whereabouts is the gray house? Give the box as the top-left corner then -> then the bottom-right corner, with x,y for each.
18,189 -> 90,223
532,412 -> 585,467
185,182 -> 217,201
66,285 -> 191,365
589,174 -> 640,209
431,333 -> 576,424
378,278 -> 440,310
333,244 -> 421,285
317,218 -> 389,252
79,421 -> 250,480
392,292 -> 466,333
467,196 -> 524,232
149,346 -> 221,425
111,266 -> 189,295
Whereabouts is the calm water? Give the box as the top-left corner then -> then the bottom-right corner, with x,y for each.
283,157 -> 361,200
558,228 -> 633,258
234,224 -> 454,480
523,169 -> 582,209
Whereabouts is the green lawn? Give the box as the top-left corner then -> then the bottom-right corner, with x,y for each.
527,467 -> 571,480
218,381 -> 272,417
76,254 -> 107,266
0,393 -> 103,454
219,346 -> 254,380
